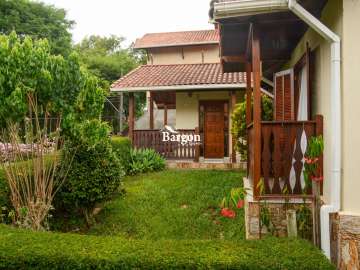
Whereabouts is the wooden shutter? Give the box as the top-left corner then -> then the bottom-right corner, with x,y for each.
274,69 -> 295,121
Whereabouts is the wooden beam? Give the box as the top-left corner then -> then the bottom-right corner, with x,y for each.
246,23 -> 253,60
231,90 -> 237,164
221,55 -> 246,63
149,93 -> 154,130
306,42 -> 312,120
128,93 -> 135,142
252,27 -> 262,198
164,105 -> 168,126
246,62 -> 252,125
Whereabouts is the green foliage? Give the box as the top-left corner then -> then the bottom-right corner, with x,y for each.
0,32 -> 106,130
110,136 -> 131,168
127,148 -> 165,175
0,0 -> 74,56
0,168 -> 10,220
296,203 -> 313,240
220,187 -> 248,209
56,120 -> 124,220
0,224 -> 335,270
231,95 -> 273,159
304,136 -> 324,191
75,35 -> 146,118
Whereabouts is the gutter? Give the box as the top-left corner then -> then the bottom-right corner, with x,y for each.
215,0 -> 341,259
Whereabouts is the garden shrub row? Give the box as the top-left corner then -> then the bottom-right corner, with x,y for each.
0,225 -> 334,270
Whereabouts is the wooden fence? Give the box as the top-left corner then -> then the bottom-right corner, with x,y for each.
132,129 -> 200,161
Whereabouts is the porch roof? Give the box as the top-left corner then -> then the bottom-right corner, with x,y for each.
111,63 -> 247,92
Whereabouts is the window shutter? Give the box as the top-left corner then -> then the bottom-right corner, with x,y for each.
274,69 -> 294,121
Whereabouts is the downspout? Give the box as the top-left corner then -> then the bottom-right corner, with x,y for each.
214,0 -> 341,259
288,0 -> 341,259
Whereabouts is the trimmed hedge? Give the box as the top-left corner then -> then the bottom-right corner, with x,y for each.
0,225 -> 335,270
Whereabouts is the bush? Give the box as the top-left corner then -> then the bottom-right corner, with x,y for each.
110,136 -> 131,169
128,148 -> 166,175
0,168 -> 11,223
56,120 -> 124,223
231,95 -> 273,160
0,225 -> 335,270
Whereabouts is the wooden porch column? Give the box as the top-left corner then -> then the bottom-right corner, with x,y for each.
128,93 -> 135,142
252,27 -> 262,197
164,105 -> 168,126
149,92 -> 154,130
246,62 -> 252,125
231,91 -> 237,163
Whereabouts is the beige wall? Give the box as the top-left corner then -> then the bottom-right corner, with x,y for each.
148,44 -> 220,65
285,0 -> 343,206
176,90 -> 245,157
342,0 -> 360,214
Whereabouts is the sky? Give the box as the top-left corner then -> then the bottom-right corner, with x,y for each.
41,0 -> 213,46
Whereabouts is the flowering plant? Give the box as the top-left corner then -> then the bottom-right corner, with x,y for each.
220,187 -> 248,219
304,136 -> 324,191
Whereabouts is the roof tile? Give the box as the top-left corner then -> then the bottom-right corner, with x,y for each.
134,30 -> 219,49
111,63 -> 246,90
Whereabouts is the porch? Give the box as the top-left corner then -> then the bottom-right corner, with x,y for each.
111,63 -> 250,164
213,6 -> 326,199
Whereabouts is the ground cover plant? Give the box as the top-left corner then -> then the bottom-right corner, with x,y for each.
126,148 -> 166,175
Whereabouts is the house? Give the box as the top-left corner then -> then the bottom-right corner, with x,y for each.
111,29 -> 268,166
210,0 -> 360,268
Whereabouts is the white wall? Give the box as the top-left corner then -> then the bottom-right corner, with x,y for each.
148,44 -> 220,65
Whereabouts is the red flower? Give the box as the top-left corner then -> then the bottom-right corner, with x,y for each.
305,157 -> 320,164
237,200 -> 245,209
220,208 -> 236,219
311,176 -> 324,182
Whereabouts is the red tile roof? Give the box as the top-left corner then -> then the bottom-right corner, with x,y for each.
133,30 -> 219,49
111,63 -> 246,91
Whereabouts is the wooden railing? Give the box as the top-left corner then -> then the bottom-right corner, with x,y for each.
247,115 -> 323,197
132,129 -> 200,161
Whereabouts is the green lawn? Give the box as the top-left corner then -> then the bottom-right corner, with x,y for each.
89,170 -> 246,241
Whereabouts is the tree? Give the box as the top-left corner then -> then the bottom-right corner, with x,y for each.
0,0 -> 74,56
75,35 -> 146,120
0,32 -> 105,133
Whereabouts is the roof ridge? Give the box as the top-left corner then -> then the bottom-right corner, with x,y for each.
143,29 -> 216,36
141,63 -> 220,68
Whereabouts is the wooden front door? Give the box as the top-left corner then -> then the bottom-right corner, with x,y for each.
204,101 -> 225,158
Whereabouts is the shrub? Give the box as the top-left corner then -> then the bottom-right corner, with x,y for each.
56,120 -> 124,224
231,95 -> 273,160
0,225 -> 335,270
110,136 -> 131,169
128,148 -> 166,175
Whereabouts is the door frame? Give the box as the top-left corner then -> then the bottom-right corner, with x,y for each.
199,100 -> 229,159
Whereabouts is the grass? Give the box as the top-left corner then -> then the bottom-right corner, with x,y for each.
0,169 -> 335,269
89,170 -> 246,241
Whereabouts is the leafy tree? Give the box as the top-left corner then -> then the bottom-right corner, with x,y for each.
0,0 -> 74,56
0,32 -> 105,132
231,95 -> 273,160
75,35 -> 146,119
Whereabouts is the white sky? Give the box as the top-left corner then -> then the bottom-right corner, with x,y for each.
41,0 -> 213,46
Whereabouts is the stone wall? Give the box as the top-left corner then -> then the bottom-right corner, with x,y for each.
331,213 -> 360,269
245,199 -> 313,240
